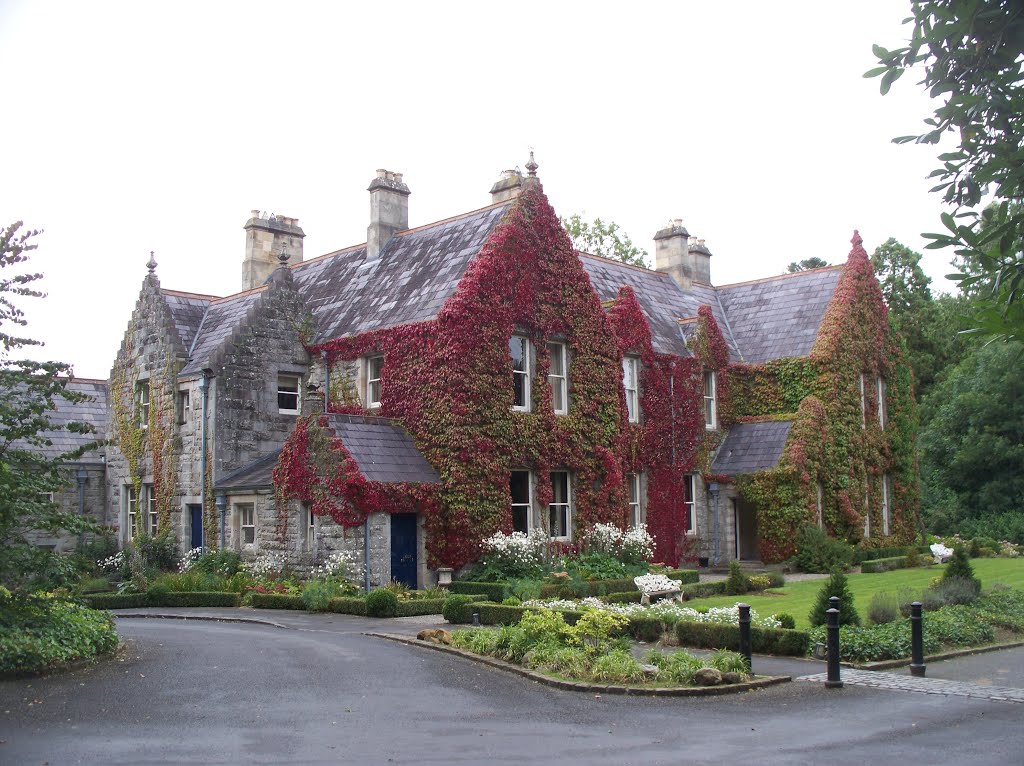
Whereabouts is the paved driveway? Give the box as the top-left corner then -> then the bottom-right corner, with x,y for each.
1,616 -> 1022,765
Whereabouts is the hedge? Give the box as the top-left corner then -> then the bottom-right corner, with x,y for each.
448,581 -> 509,602
82,593 -> 151,610
675,621 -> 810,657
603,591 -> 643,604
328,597 -> 368,615
679,581 -> 727,600
476,603 -> 586,626
249,594 -> 306,610
621,616 -> 665,642
860,556 -> 914,574
396,598 -> 446,617
538,569 -> 699,599
147,591 -> 241,608
854,545 -> 927,564
442,595 -> 493,623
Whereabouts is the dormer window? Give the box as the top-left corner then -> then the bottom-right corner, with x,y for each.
278,374 -> 300,415
366,356 -> 384,409
703,371 -> 717,430
510,336 -> 531,412
623,356 -> 640,423
547,342 -> 568,415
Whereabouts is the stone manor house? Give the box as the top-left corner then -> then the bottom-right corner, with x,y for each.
43,159 -> 919,588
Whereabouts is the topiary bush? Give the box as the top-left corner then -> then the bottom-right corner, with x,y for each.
792,525 -> 855,574
724,561 -> 750,596
808,569 -> 861,627
941,547 -> 982,594
365,588 -> 399,617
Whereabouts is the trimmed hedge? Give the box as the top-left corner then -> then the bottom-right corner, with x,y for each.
603,591 -> 643,604
147,591 -> 241,608
448,581 -> 508,602
442,595 -> 491,623
396,598 -> 446,617
249,593 -> 306,610
621,616 -> 665,642
861,556 -> 913,574
328,597 -> 368,615
476,603 -> 586,626
538,569 -> 699,599
675,621 -> 810,657
82,593 -> 150,610
679,581 -> 728,600
854,545 -> 927,564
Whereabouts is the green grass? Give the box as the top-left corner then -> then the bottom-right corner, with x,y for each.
694,558 -> 1024,630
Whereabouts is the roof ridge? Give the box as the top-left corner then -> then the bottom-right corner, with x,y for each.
718,265 -> 842,290
67,377 -> 108,385
209,284 -> 268,304
577,251 -> 660,276
161,288 -> 220,300
395,199 -> 511,238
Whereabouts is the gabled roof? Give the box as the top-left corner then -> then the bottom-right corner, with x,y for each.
710,421 -> 792,476
294,203 -> 512,343
716,267 -> 842,364
179,289 -> 265,376
161,290 -> 215,353
214,449 -> 280,491
14,379 -> 108,463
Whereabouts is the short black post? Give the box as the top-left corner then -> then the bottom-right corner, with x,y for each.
829,595 -> 840,613
909,601 -> 926,677
737,603 -> 753,673
472,611 -> 480,627
825,607 -> 843,689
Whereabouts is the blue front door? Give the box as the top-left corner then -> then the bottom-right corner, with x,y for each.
189,505 -> 203,549
390,514 -> 418,589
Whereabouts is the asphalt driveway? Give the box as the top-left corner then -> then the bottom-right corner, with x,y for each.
1,615 -> 1022,765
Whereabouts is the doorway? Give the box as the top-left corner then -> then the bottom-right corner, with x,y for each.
390,514 -> 418,589
189,504 -> 203,549
734,500 -> 759,561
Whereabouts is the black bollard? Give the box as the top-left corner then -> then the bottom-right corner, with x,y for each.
738,603 -> 753,673
909,601 -> 926,677
825,607 -> 843,689
829,595 -> 840,613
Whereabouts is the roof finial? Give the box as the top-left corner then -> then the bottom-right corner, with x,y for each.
525,150 -> 538,178
146,251 -> 157,274
277,245 -> 290,265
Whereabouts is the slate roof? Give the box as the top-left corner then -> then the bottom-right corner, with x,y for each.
162,290 -> 214,353
717,267 -> 841,364
13,379 -> 108,462
179,290 -> 264,376
214,450 -> 280,491
710,421 -> 792,476
325,415 -> 439,484
293,203 -> 511,343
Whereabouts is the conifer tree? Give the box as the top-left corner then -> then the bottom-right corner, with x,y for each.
808,568 -> 861,627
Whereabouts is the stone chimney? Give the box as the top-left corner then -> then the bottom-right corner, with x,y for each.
654,219 -> 692,288
489,169 -> 524,203
243,212 -> 305,290
366,169 -> 410,261
688,237 -> 713,284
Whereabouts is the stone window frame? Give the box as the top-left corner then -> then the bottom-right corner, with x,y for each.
548,470 -> 572,541
623,355 -> 640,424
547,341 -> 569,416
703,371 -> 717,430
684,474 -> 697,535
277,373 -> 301,415
510,335 -> 532,412
510,469 -> 533,533
177,387 -> 191,426
627,472 -> 643,528
365,355 -> 384,410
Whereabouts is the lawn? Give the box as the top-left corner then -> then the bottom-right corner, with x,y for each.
696,558 -> 1024,630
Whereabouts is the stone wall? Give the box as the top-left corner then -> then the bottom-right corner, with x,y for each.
26,463 -> 106,553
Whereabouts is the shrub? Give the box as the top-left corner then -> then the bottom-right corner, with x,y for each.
449,581 -> 508,602
82,592 -> 150,610
365,588 -> 398,617
905,547 -> 920,567
724,561 -> 749,596
302,581 -> 335,612
0,597 -> 120,675
773,613 -> 796,630
248,593 -> 305,610
603,591 -> 643,604
792,525 -> 855,573
868,592 -> 901,625
150,570 -> 227,593
623,616 -> 665,642
146,591 -> 240,608
395,598 -> 446,617
568,609 -> 630,654
679,581 -> 727,600
708,648 -> 749,675
808,569 -> 861,627
565,552 -> 630,581
808,620 -> 940,663
328,596 -> 368,615
647,649 -> 705,684
927,605 -> 995,646
942,548 -> 981,593
921,577 -> 981,609
442,595 -> 486,623
590,649 -> 646,683
472,529 -> 549,581
675,621 -> 810,657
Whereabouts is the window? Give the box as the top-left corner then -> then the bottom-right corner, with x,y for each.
547,342 -> 568,415
38,492 -> 55,504
859,374 -> 867,429
510,471 -> 532,533
548,471 -> 571,540
125,486 -> 138,541
684,474 -> 696,535
306,505 -> 316,551
703,371 -> 717,430
366,356 -> 384,409
816,482 -> 824,528
877,377 -> 887,428
278,374 -> 300,414
147,487 -> 158,536
623,356 -> 640,423
239,504 -> 256,546
863,478 -> 871,538
178,389 -> 190,425
627,473 -> 642,528
137,382 -> 150,428
510,336 -> 531,411
881,474 -> 891,536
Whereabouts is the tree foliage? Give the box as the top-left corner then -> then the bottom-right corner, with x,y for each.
0,222 -> 94,592
786,257 -> 829,273
869,1 -> 1024,340
562,214 -> 649,268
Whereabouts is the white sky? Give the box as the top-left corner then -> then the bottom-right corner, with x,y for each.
0,1 -> 955,380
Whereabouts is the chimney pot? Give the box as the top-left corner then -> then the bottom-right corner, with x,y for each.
367,169 -> 411,261
242,211 -> 305,290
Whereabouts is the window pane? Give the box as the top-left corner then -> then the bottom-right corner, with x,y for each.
510,337 -> 529,410
509,337 -> 527,371
510,471 -> 530,503
547,343 -> 563,376
278,375 -> 300,411
551,472 -> 568,503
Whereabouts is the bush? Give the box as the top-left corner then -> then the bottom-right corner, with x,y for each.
942,548 -> 982,593
956,510 -> 1024,545
921,576 -> 982,609
927,605 -> 995,646
302,581 -> 335,612
248,593 -> 305,610
675,621 -> 810,657
861,556 -> 913,574
538,569 -> 699,599
395,598 -> 446,617
603,591 -> 643,604
623,616 -> 666,642
590,649 -> 646,683
150,570 -> 228,593
442,595 -> 487,623
328,596 -> 368,615
147,591 -> 240,608
189,549 -> 243,577
808,620 -> 940,663
792,525 -> 855,573
867,592 -> 901,625
449,581 -> 508,602
679,580 -> 727,600
853,545 -> 926,564
724,561 -> 750,596
808,569 -> 861,627
0,597 -> 120,675
82,592 -> 150,610
773,613 -> 796,630
366,588 -> 399,617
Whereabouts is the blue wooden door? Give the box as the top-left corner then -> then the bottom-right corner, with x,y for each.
390,514 -> 418,589
189,505 -> 204,549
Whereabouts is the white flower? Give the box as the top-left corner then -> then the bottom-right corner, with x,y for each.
98,551 -> 126,572
178,547 -> 206,573
244,552 -> 285,577
521,597 -> 780,628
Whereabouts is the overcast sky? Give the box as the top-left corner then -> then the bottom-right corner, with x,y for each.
1,1 -> 954,380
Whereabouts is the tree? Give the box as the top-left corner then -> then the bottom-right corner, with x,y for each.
808,569 -> 861,627
786,257 -> 829,273
0,222 -> 94,592
562,214 -> 649,268
869,2 -> 1024,340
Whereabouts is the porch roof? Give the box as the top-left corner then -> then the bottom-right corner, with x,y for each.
710,421 -> 792,476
